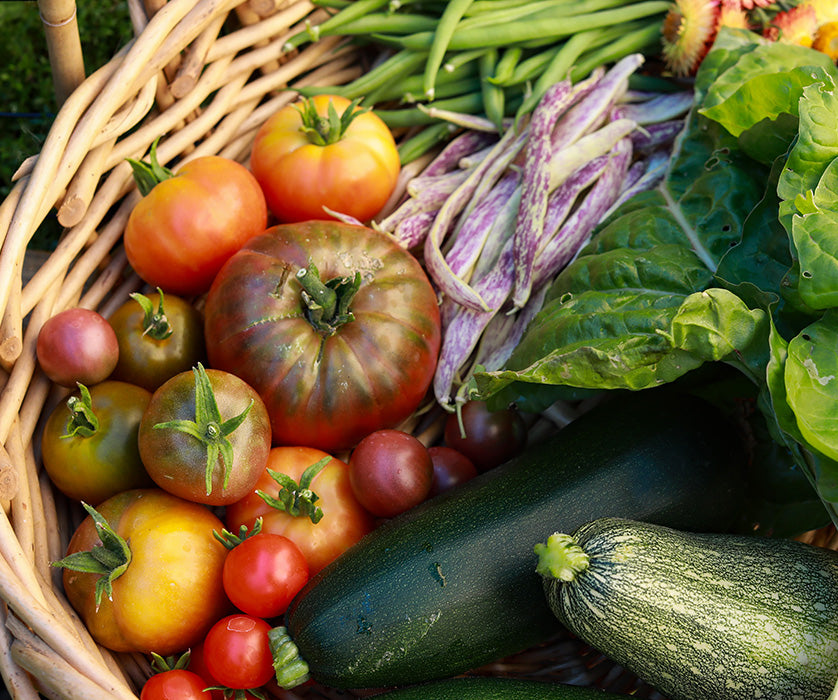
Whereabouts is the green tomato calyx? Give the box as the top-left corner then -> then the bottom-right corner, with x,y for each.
257,456 -> 330,524
127,137 -> 175,196
130,287 -> 174,341
51,502 -> 132,608
296,262 -> 360,336
296,96 -> 368,146
62,383 -> 100,438
213,517 -> 264,550
153,363 -> 253,497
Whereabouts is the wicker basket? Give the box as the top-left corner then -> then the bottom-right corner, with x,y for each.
1,0 -> 837,698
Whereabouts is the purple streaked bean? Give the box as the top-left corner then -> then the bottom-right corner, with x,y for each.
419,105 -> 499,132
543,155 -> 609,241
407,168 -> 472,201
458,144 -> 496,169
393,209 -> 437,249
600,148 -> 669,221
550,54 -> 642,150
630,119 -> 685,152
548,117 -> 636,191
534,136 -> 632,288
445,170 -> 519,280
423,125 -> 522,312
423,130 -> 498,177
511,79 -> 575,310
611,91 -> 693,124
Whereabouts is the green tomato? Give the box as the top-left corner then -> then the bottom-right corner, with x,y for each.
41,381 -> 154,504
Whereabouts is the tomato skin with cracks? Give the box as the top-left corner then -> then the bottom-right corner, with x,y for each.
203,221 -> 441,452
61,489 -> 230,654
225,446 -> 375,575
124,155 -> 267,296
250,94 -> 400,223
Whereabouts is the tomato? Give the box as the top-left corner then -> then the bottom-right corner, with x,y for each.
124,143 -> 267,296
225,446 -> 375,575
203,221 -> 441,452
250,94 -> 400,223
348,429 -> 433,518
202,614 -> 274,690
220,527 -> 309,618
140,669 -> 211,700
57,489 -> 230,654
41,381 -> 154,504
427,445 -> 478,497
138,365 -> 272,506
36,307 -> 119,387
108,290 -> 206,392
443,400 -> 528,472
185,643 -> 224,700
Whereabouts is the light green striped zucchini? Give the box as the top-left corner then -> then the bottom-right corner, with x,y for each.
535,518 -> 838,700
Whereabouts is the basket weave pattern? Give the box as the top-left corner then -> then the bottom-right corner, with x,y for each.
1,0 -> 837,697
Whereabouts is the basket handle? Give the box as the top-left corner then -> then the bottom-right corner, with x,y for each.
37,0 -> 86,105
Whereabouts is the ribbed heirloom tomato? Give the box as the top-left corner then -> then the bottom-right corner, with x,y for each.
250,94 -> 400,223
203,221 -> 441,452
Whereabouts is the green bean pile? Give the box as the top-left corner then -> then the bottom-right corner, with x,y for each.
286,0 -> 673,161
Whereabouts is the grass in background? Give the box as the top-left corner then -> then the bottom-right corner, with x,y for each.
0,0 -> 134,249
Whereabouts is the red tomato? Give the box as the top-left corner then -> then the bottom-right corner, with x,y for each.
443,400 -> 528,472
203,614 -> 274,690
36,307 -> 119,387
124,146 -> 267,296
203,221 -> 441,452
225,446 -> 375,575
222,531 -> 309,618
58,489 -> 230,654
427,445 -> 478,497
138,365 -> 272,506
250,94 -> 400,223
348,429 -> 433,518
140,669 -> 211,700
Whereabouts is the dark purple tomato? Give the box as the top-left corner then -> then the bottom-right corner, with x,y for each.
348,429 -> 433,518
427,445 -> 478,497
37,307 -> 119,387
443,400 -> 527,472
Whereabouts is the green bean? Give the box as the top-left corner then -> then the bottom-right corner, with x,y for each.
381,1 -> 670,51
487,46 -> 523,86
479,49 -> 505,132
463,0 -> 535,15
458,0 -> 579,33
311,0 -> 351,9
330,12 -> 439,36
397,122 -> 458,165
338,49 -> 429,100
368,75 -> 481,106
284,0 -> 391,49
514,29 -> 599,121
422,0 -> 475,100
568,21 -> 663,82
377,93 -> 485,128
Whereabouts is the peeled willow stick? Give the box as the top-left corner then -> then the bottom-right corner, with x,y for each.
0,606 -> 41,700
38,0 -> 86,105
56,139 -> 116,227
171,12 -> 230,97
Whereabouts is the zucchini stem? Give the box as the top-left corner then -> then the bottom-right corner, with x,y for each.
534,532 -> 589,582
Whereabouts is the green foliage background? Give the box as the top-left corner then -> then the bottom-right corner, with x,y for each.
0,0 -> 133,249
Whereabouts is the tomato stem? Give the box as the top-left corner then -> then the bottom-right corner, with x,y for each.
152,363 -> 254,497
257,456 -> 331,524
62,383 -> 100,438
295,96 -> 369,146
296,263 -> 360,335
130,288 -> 174,341
126,137 -> 175,196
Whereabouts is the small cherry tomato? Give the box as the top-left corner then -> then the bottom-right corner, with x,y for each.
224,446 -> 375,575
202,614 -> 274,690
37,307 -> 119,387
219,526 -> 309,618
250,94 -> 400,223
348,429 -> 433,518
41,381 -> 154,505
427,445 -> 478,497
124,142 -> 267,296
138,364 -> 271,506
108,289 -> 206,392
141,653 -> 211,700
443,400 -> 528,472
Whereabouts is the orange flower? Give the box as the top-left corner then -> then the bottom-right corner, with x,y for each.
763,4 -> 819,46
813,20 -> 838,58
718,0 -> 751,29
662,0 -> 721,76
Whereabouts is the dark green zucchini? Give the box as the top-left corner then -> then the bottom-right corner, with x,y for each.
369,677 -> 632,699
271,390 -> 749,690
536,518 -> 838,700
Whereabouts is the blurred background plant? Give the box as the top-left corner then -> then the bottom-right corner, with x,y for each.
1,0 -> 133,250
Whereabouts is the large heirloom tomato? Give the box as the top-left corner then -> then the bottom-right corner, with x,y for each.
203,221 -> 441,452
250,94 -> 400,223
124,144 -> 267,296
57,489 -> 230,655
225,446 -> 375,574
